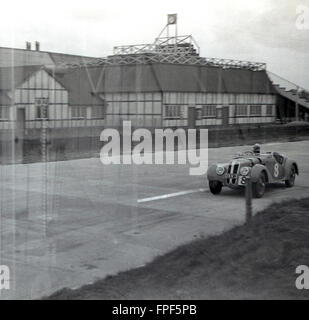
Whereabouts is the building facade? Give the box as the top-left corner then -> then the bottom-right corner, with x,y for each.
0,66 -> 105,131
91,63 -> 277,129
0,39 -> 308,163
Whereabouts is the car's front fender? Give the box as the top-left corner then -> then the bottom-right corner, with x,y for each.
207,165 -> 225,182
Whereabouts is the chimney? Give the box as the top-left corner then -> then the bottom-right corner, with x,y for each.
35,41 -> 40,51
26,41 -> 31,50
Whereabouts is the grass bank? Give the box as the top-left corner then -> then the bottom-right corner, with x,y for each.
46,198 -> 309,300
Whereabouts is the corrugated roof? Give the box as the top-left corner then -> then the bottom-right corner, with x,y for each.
50,63 -> 275,106
0,90 -> 12,105
52,67 -> 105,106
0,65 -> 43,90
0,63 -> 276,108
0,46 -> 100,68
0,47 -> 54,67
49,52 -> 100,66
75,63 -> 276,94
0,65 -> 104,106
101,64 -> 161,92
0,65 -> 44,106
152,64 -> 275,93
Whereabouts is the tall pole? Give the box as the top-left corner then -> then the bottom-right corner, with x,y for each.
41,115 -> 48,234
175,20 -> 178,52
295,86 -> 300,121
245,178 -> 252,224
175,19 -> 178,39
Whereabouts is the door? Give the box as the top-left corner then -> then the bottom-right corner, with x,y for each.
221,106 -> 229,126
188,106 -> 196,129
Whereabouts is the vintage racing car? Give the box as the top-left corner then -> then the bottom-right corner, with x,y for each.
207,147 -> 299,198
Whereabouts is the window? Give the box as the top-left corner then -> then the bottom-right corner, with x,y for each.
196,108 -> 202,120
216,108 -> 222,118
250,105 -> 262,116
37,105 -> 49,119
71,106 -> 86,119
266,105 -> 273,116
35,97 -> 49,119
202,105 -> 216,118
165,105 -> 182,118
91,106 -> 104,119
235,105 -> 248,116
0,107 -> 9,120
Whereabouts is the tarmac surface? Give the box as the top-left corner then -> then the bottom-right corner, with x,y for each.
0,140 -> 309,299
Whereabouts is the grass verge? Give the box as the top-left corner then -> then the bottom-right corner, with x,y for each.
46,198 -> 309,300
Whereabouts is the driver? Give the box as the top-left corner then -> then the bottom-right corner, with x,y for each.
253,143 -> 261,155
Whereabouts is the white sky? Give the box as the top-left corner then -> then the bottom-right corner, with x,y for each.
1,0 -> 309,88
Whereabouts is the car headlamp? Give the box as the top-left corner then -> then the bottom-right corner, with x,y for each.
240,167 -> 251,176
216,166 -> 225,176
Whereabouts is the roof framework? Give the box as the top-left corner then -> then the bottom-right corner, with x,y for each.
61,15 -> 267,71
95,53 -> 266,71
65,42 -> 266,71
113,35 -> 199,56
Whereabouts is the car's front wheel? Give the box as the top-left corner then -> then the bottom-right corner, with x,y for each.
252,172 -> 266,198
209,181 -> 222,195
285,166 -> 296,188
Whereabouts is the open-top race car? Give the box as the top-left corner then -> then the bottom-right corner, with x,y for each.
207,144 -> 299,198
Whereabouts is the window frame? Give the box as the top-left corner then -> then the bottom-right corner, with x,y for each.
249,104 -> 262,116
235,105 -> 248,116
202,104 -> 217,118
71,106 -> 87,119
0,107 -> 10,120
164,105 -> 182,119
266,105 -> 273,116
91,106 -> 105,119
35,97 -> 49,120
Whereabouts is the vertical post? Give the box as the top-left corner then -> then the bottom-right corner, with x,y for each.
174,22 -> 178,53
295,86 -> 299,121
245,177 -> 252,223
37,98 -> 49,234
15,108 -> 25,163
41,117 -> 48,234
175,19 -> 178,43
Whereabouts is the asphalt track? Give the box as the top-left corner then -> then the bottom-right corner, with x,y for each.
0,140 -> 309,299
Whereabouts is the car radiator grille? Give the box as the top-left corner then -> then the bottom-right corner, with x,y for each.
227,162 -> 240,185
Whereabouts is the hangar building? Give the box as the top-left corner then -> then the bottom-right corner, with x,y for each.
0,15 -> 309,162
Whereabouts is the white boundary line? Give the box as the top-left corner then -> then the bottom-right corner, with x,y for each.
138,188 -> 207,203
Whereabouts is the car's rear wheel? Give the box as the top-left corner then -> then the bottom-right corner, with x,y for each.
209,181 -> 222,195
252,172 -> 266,198
285,166 -> 296,188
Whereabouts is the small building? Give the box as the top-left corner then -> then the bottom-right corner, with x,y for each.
0,65 -> 105,162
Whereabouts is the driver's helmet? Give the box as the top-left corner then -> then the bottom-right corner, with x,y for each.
253,143 -> 261,155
